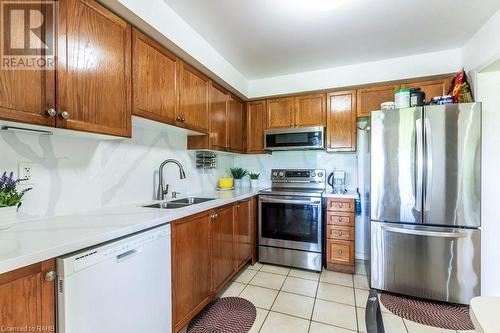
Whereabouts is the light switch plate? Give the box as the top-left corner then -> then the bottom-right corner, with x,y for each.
19,162 -> 34,184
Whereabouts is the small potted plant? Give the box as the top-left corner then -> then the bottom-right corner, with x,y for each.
249,172 -> 260,188
0,172 -> 31,229
230,167 -> 248,188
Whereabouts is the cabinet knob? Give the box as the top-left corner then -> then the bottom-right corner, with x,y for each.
337,250 -> 343,254
60,111 -> 70,119
44,271 -> 56,282
176,116 -> 182,122
46,108 -> 56,117
181,116 -> 186,123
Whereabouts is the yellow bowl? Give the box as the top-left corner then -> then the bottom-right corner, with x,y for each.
219,177 -> 234,189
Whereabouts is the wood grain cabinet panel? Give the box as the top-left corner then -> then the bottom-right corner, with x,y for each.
178,61 -> 209,133
325,198 -> 355,273
401,78 -> 451,103
0,0 -> 55,126
327,240 -> 354,265
327,91 -> 356,152
356,84 -> 400,118
228,97 -> 245,153
246,100 -> 266,153
266,97 -> 295,128
209,83 -> 229,150
212,205 -> 235,293
57,0 -> 131,137
295,93 -> 326,127
172,212 -> 212,332
132,28 -> 178,125
0,260 -> 55,332
234,199 -> 253,269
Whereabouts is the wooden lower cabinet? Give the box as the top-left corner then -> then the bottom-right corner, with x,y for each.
172,198 -> 257,332
212,205 -> 235,293
234,198 -> 255,269
325,198 -> 356,273
0,260 -> 56,332
172,212 -> 213,332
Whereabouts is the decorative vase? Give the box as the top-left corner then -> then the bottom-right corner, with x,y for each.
234,179 -> 242,188
0,206 -> 18,229
250,179 -> 259,188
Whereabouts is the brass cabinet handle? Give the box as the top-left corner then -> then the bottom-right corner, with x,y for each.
337,250 -> 343,254
46,108 -> 57,117
181,116 -> 186,123
176,115 -> 182,122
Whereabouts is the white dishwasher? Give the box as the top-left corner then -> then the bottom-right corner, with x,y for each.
57,224 -> 171,333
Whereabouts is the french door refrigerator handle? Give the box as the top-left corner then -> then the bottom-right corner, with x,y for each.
415,118 -> 424,212
424,118 -> 433,212
381,225 -> 467,238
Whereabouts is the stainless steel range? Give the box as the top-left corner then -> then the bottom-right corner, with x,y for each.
258,169 -> 326,271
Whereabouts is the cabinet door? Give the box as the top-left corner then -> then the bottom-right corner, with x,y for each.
172,213 -> 212,331
212,205 -> 235,293
266,97 -> 295,128
0,1 -> 55,126
327,239 -> 355,265
401,78 -> 451,102
327,91 -> 356,152
356,84 -> 399,118
235,199 -> 253,269
228,97 -> 244,153
57,0 -> 131,137
246,100 -> 266,153
132,29 -> 177,125
295,93 -> 326,127
209,83 -> 228,150
178,61 -> 209,133
0,260 -> 55,332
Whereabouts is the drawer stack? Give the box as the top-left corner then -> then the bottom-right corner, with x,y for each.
325,198 -> 355,273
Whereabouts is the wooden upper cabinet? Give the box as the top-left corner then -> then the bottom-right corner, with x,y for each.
234,199 -> 254,269
209,83 -> 229,150
0,0 -> 56,126
178,61 -> 209,133
57,0 -> 131,137
401,78 -> 451,102
211,205 -> 235,293
228,97 -> 245,153
356,84 -> 399,118
172,212 -> 212,332
246,100 -> 266,154
132,28 -> 178,125
266,97 -> 295,128
0,260 -> 55,332
327,91 -> 356,152
295,93 -> 326,127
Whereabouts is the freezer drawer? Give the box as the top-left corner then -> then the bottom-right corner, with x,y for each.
371,221 -> 480,304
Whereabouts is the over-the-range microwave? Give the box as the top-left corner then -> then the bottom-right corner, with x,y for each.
264,126 -> 325,151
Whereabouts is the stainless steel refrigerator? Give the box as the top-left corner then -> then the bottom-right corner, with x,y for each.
370,103 -> 481,305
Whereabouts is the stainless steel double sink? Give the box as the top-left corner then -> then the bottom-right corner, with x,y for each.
143,197 -> 216,209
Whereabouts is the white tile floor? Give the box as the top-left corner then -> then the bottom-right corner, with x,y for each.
213,261 -> 477,333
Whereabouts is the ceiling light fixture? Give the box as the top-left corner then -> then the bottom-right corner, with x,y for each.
286,0 -> 344,13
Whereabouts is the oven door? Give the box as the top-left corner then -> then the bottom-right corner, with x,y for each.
259,195 -> 322,252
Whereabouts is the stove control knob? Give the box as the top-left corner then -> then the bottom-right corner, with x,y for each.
317,171 -> 323,177
272,171 -> 278,177
311,171 -> 316,177
278,171 -> 285,177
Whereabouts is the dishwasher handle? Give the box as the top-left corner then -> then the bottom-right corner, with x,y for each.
116,248 -> 143,263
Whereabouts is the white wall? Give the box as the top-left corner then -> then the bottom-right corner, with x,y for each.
476,67 -> 500,296
0,120 -> 233,218
247,49 -> 461,98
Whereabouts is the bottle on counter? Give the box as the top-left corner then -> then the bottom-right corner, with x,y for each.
355,188 -> 362,215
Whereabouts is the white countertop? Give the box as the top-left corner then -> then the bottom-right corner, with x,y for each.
0,187 -> 263,274
322,190 -> 358,199
470,297 -> 500,333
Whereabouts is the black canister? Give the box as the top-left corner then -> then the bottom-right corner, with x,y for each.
410,88 -> 425,106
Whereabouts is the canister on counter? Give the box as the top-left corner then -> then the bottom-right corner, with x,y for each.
395,89 -> 410,108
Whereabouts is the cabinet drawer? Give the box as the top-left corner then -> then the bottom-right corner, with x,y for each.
326,211 -> 355,226
326,198 -> 355,212
326,225 -> 354,240
327,240 -> 354,265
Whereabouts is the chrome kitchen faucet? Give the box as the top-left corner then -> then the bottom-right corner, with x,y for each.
157,159 -> 186,200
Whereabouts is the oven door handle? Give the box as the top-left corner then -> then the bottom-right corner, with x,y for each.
259,197 -> 322,205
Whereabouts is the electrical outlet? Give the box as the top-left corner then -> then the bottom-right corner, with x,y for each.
19,162 -> 34,184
